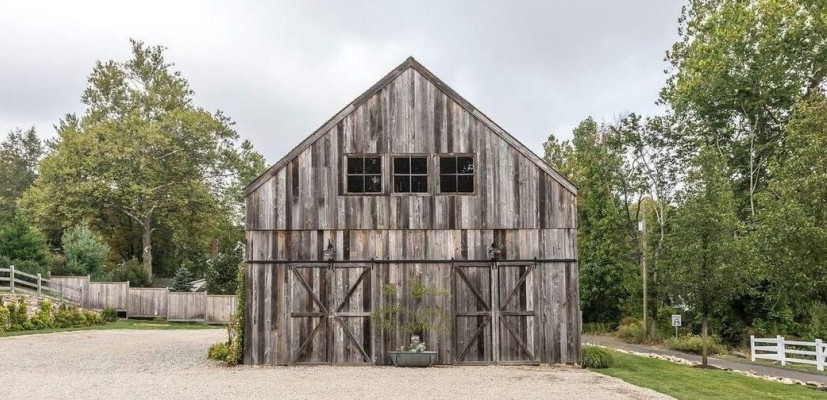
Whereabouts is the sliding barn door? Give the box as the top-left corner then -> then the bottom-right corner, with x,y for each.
453,262 -> 538,365
288,263 -> 373,365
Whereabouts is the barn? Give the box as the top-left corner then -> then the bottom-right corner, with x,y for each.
243,57 -> 579,366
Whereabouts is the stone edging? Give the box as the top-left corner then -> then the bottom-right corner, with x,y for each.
587,344 -> 826,390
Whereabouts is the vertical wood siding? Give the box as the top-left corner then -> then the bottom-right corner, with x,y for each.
244,65 -> 579,366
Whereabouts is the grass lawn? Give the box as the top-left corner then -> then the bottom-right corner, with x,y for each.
594,350 -> 827,400
0,319 -> 218,338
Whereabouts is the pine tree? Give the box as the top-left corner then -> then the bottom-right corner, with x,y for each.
169,265 -> 195,292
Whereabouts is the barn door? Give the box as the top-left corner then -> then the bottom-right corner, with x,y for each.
496,263 -> 538,364
453,263 -> 494,364
330,264 -> 373,364
288,264 -> 373,365
453,262 -> 537,365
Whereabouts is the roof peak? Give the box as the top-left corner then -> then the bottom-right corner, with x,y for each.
244,57 -> 577,196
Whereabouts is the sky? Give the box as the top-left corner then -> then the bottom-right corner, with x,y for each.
0,0 -> 683,163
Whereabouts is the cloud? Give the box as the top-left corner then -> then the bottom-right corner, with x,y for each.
0,0 -> 683,162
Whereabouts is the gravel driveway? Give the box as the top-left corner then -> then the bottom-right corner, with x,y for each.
0,329 -> 671,400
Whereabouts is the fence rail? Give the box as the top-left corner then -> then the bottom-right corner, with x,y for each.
0,267 -> 234,324
750,335 -> 827,371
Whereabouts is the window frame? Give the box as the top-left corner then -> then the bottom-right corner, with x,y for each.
390,153 -> 432,196
436,153 -> 477,196
342,153 -> 385,195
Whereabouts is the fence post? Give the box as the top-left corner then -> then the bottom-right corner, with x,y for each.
37,273 -> 42,297
750,335 -> 755,362
817,339 -> 824,372
777,335 -> 786,366
9,265 -> 14,293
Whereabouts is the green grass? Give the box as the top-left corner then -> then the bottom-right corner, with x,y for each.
718,353 -> 825,375
0,319 -> 218,338
593,350 -> 827,400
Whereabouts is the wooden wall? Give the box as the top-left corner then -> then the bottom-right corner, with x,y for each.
246,229 -> 575,262
168,292 -> 207,321
128,288 -> 168,318
244,63 -> 579,366
244,259 -> 579,365
245,68 -> 576,232
86,282 -> 129,311
206,295 -> 237,325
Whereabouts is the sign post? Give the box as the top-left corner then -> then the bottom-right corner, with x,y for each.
672,314 -> 682,338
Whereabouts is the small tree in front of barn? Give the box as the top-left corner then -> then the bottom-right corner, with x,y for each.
662,146 -> 752,366
370,276 -> 450,351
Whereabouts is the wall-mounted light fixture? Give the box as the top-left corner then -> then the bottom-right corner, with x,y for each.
488,242 -> 502,261
323,240 -> 336,261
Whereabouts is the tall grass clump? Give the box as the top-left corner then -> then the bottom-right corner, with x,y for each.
582,345 -> 614,368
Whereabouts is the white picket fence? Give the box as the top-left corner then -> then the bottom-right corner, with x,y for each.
751,335 -> 827,371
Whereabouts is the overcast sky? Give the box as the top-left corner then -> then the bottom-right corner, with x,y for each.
1,1 -> 683,163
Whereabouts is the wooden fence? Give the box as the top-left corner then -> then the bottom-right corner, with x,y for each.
2,267 -> 234,324
751,335 -> 827,371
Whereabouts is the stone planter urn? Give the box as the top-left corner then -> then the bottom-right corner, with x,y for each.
388,350 -> 438,367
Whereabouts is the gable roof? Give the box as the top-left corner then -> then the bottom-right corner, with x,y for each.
244,57 -> 577,196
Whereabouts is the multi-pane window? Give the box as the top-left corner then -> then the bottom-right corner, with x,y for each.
393,156 -> 428,193
346,156 -> 382,193
439,156 -> 474,193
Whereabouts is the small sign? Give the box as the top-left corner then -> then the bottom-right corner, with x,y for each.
672,314 -> 682,327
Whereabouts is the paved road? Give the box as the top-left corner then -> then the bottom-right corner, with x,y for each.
0,329 -> 671,400
584,334 -> 827,385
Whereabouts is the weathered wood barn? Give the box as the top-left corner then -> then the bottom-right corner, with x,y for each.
243,57 -> 579,366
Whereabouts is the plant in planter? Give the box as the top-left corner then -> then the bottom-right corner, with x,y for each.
370,277 -> 450,367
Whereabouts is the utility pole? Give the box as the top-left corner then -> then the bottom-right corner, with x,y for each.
639,220 -> 648,341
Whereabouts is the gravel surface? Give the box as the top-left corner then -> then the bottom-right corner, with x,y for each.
0,329 -> 671,400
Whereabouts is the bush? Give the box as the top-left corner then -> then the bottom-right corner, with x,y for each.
54,307 -> 74,328
582,345 -> 614,368
205,248 -> 241,295
0,216 -> 51,269
617,319 -> 645,344
11,259 -> 49,276
665,334 -> 726,355
584,322 -> 615,335
85,310 -> 103,325
61,225 -> 110,278
9,298 -> 28,327
109,258 -> 152,287
30,299 -> 54,329
803,302 -> 827,341
0,302 -> 9,331
208,342 -> 230,361
101,307 -> 118,322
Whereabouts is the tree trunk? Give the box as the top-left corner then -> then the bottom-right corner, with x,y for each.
141,220 -> 153,277
701,313 -> 709,366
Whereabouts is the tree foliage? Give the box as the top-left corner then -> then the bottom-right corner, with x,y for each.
20,40 -> 265,277
0,216 -> 51,274
662,147 -> 752,364
61,225 -> 110,279
662,0 -> 827,218
0,127 -> 44,224
205,246 -> 242,295
544,118 -> 637,323
169,265 -> 196,292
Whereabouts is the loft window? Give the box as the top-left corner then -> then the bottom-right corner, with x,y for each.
439,155 -> 474,193
346,156 -> 382,193
393,156 -> 428,193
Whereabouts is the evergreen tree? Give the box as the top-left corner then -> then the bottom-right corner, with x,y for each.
61,225 -> 110,279
170,265 -> 195,292
0,127 -> 43,224
0,215 -> 51,274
